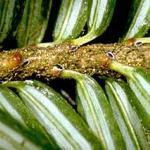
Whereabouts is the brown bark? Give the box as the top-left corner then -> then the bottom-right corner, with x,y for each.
0,42 -> 150,81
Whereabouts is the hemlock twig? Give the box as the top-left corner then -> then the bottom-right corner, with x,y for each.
0,42 -> 150,81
